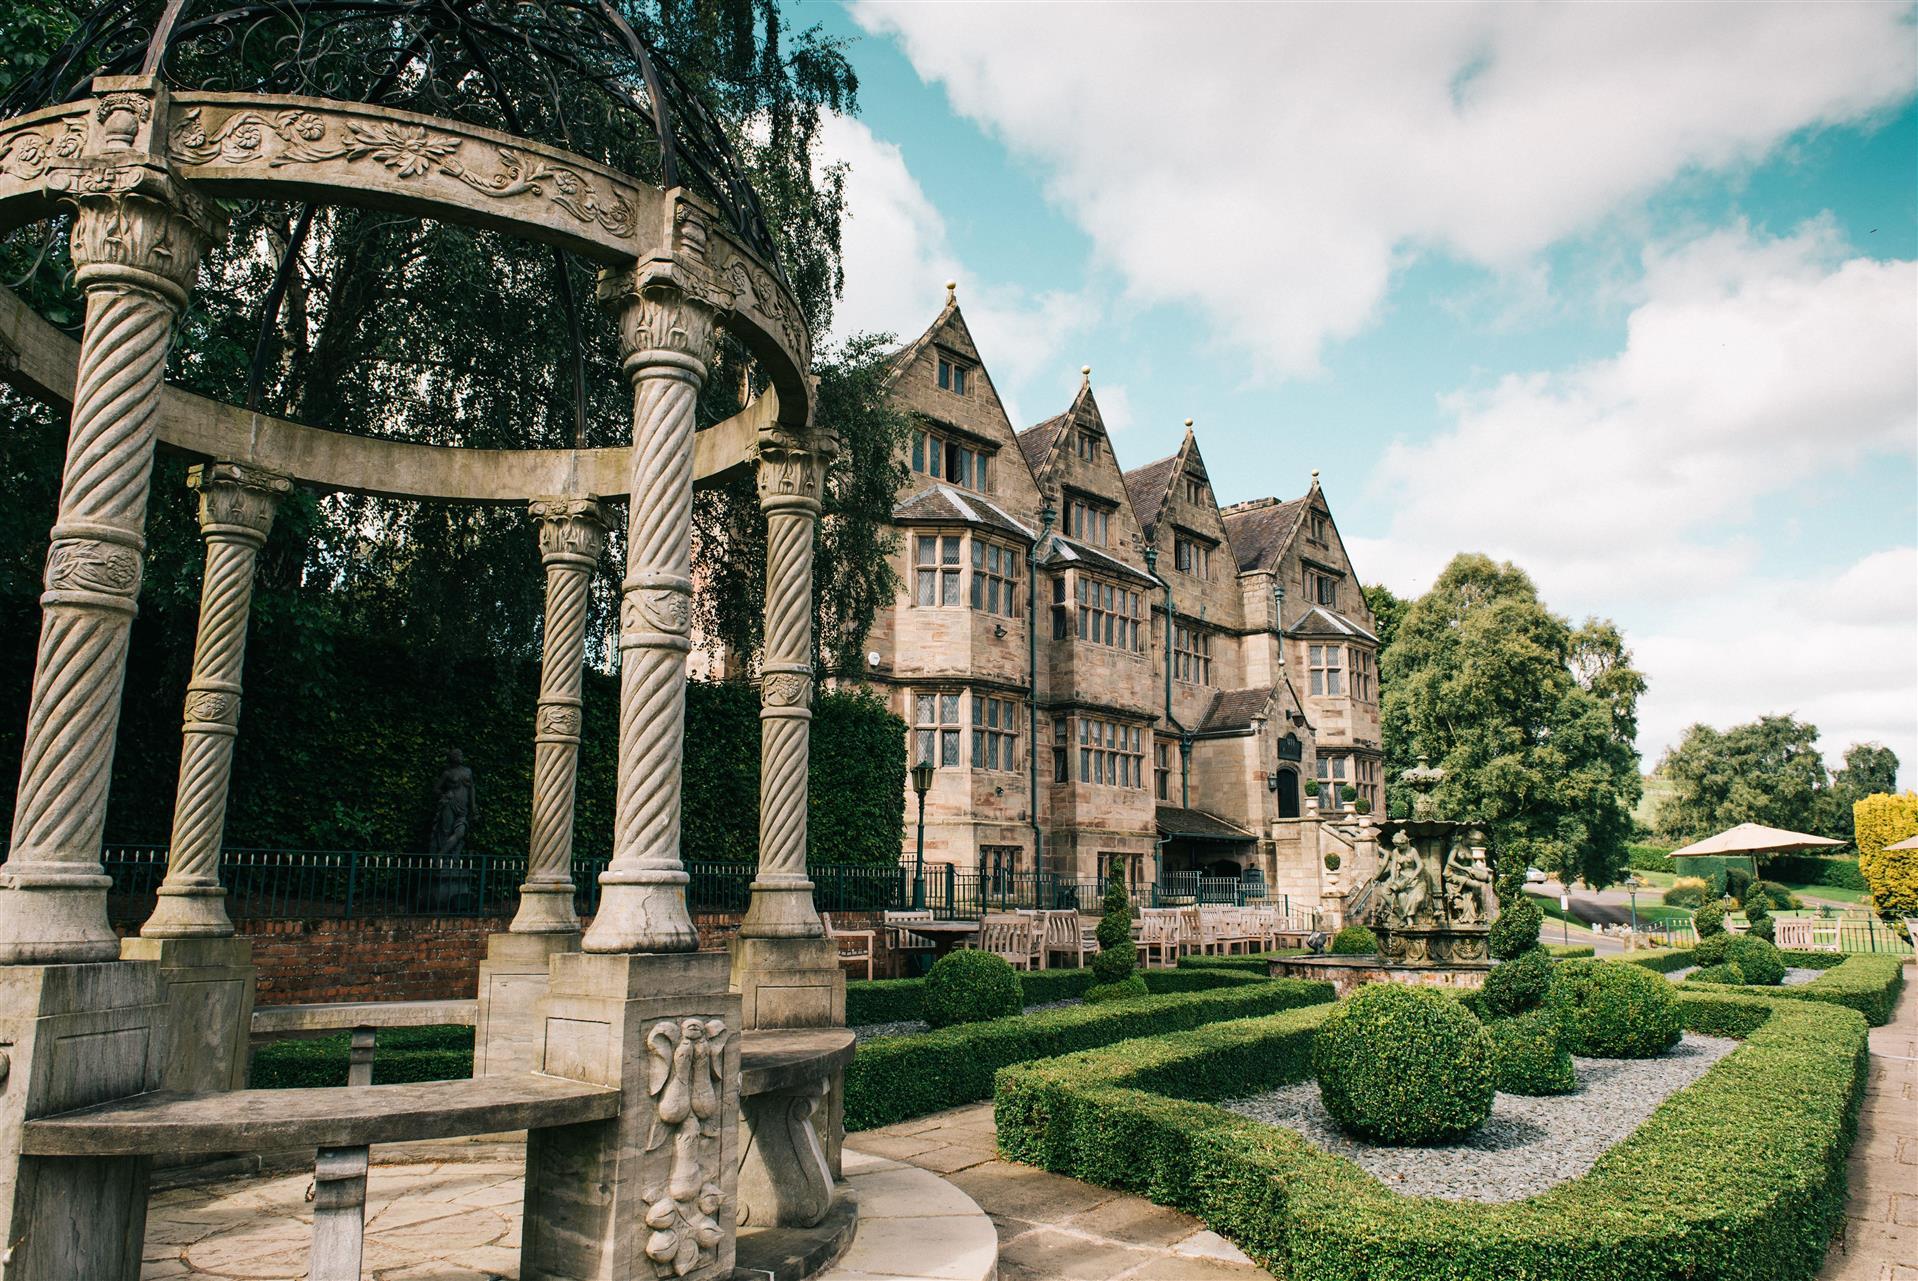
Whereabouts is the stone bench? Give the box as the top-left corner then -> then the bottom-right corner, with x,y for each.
22,1074 -> 617,1281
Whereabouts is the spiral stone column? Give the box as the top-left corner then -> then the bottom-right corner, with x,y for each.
140,464 -> 289,939
740,428 -> 833,940
0,133 -> 220,963
513,497 -> 609,934
582,272 -> 717,954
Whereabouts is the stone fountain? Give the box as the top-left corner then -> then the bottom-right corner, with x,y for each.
1271,758 -> 1500,996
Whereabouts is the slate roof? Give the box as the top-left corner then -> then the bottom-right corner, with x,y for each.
1017,413 -> 1068,474
1220,495 -> 1308,573
1121,455 -> 1180,537
891,485 -> 1036,542
1285,606 -> 1378,643
1156,805 -> 1255,842
1038,534 -> 1158,585
1200,687 -> 1277,733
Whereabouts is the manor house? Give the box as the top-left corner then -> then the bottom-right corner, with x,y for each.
862,291 -> 1383,917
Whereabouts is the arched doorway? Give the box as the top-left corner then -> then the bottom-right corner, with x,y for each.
1276,767 -> 1300,819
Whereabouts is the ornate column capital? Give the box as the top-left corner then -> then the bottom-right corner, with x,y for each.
529,495 -> 609,569
754,426 -> 833,516
190,462 -> 291,546
47,79 -> 225,309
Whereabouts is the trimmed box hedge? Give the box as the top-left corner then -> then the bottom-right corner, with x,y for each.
1688,952 -> 1905,1027
1545,943 -> 1595,958
996,989 -> 1867,1281
845,961 -> 1253,1026
846,972 -> 1334,1131
1620,947 -> 1697,974
250,1025 -> 474,1089
1175,950 -> 1308,974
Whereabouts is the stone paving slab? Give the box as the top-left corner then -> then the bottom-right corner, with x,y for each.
847,1104 -> 1268,1281
1819,963 -> 1918,1281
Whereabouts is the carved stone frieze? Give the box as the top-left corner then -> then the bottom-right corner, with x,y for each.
168,106 -> 638,237
44,538 -> 141,598
0,119 -> 86,182
643,1017 -> 732,1279
536,704 -> 582,737
760,673 -> 812,709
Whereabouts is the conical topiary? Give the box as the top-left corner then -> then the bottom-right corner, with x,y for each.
1086,860 -> 1147,1002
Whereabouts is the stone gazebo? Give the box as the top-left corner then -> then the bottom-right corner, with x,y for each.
0,5 -> 855,1277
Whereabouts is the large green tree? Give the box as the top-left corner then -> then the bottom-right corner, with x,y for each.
1381,554 -> 1645,888
1653,718 -> 1892,844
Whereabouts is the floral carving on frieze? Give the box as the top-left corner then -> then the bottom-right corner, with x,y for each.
183,690 -> 239,724
45,540 -> 140,596
642,1017 -> 730,1278
169,108 -> 637,237
761,673 -> 812,708
0,120 -> 84,182
536,704 -> 582,737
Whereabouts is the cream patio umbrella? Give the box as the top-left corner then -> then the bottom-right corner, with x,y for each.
1884,834 -> 1918,851
1668,822 -> 1847,858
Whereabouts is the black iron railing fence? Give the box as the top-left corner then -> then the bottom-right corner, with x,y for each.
94,846 -> 1148,924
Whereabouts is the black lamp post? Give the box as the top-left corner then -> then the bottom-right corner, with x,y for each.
911,757 -> 935,910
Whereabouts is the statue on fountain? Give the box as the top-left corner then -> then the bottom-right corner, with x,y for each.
1369,759 -> 1499,967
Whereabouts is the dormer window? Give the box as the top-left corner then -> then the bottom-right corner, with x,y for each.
1076,430 -> 1100,462
1065,496 -> 1112,546
911,428 -> 991,494
937,356 -> 971,395
1174,533 -> 1212,580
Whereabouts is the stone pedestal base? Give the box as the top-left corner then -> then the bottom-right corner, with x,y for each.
474,931 -> 580,1077
522,950 -> 741,1281
729,937 -> 846,1031
739,879 -> 825,940
0,960 -> 163,1281
119,934 -> 254,1094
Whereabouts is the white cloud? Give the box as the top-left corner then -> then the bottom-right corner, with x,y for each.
1346,224 -> 1917,776
853,2 -> 1917,377
818,114 -> 1093,425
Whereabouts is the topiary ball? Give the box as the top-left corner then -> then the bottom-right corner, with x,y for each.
1482,946 -> 1553,1017
1312,984 -> 1496,1144
1487,1009 -> 1576,1095
1724,935 -> 1786,986
1694,899 -> 1728,939
1549,960 -> 1682,1059
1489,895 -> 1543,960
923,949 -> 1022,1028
1694,931 -> 1734,966
1083,975 -> 1150,1004
1688,961 -> 1746,985
1330,925 -> 1378,955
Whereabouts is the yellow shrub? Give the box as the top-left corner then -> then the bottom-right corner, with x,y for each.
1854,792 -> 1918,918
1671,876 -> 1710,894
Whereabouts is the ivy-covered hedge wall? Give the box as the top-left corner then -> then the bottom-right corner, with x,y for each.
1,618 -> 904,866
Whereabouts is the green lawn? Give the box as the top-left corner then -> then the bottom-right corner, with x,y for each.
1780,882 -> 1872,906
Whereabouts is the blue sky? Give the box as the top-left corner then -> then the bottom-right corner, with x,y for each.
798,2 -> 1918,784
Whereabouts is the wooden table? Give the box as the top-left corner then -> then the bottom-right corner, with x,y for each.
896,919 -> 981,962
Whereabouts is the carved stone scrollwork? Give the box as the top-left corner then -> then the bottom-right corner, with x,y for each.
737,1079 -> 832,1229
44,538 -> 141,602
643,1017 -> 732,1278
760,673 -> 812,709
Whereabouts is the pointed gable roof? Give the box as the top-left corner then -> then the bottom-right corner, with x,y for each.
1221,494 -> 1309,573
1017,412 -> 1068,473
1122,454 -> 1179,538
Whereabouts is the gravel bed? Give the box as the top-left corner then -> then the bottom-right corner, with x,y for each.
851,997 -> 1083,1044
1221,1032 -> 1739,1202
1666,965 -> 1820,986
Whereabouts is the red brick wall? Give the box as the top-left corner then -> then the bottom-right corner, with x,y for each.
235,910 -> 906,1006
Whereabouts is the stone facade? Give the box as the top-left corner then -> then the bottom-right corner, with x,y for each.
858,296 -> 1385,917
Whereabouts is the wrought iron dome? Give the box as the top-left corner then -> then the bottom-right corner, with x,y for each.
3,0 -> 781,267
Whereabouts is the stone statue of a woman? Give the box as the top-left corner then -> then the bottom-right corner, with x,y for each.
429,748 -> 478,859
